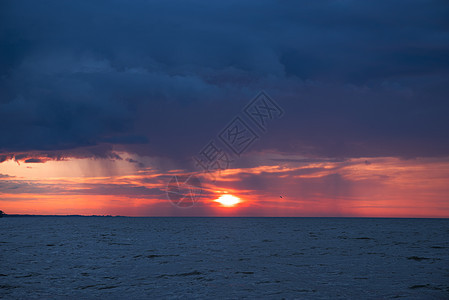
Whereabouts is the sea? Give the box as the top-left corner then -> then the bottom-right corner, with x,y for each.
1,217 -> 448,299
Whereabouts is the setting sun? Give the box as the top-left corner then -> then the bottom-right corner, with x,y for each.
214,194 -> 241,207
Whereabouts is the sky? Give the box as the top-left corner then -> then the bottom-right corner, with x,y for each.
1,0 -> 449,217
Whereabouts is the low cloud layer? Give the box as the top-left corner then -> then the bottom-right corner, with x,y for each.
1,156 -> 448,217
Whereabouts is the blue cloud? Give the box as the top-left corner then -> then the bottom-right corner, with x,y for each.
1,0 -> 448,163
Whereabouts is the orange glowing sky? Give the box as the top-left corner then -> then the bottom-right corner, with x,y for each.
1,152 -> 449,217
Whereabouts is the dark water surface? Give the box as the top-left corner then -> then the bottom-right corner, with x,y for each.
1,217 -> 448,299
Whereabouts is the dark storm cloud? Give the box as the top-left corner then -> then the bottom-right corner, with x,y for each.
1,0 -> 448,164
24,158 -> 44,163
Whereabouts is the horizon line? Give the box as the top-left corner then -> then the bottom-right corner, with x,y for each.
1,214 -> 448,219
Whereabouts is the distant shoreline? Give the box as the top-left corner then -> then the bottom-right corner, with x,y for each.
1,214 -> 123,218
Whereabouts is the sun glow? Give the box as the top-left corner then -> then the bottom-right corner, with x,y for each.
214,194 -> 241,207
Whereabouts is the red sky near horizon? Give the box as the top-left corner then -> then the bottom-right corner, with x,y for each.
1,152 -> 448,218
